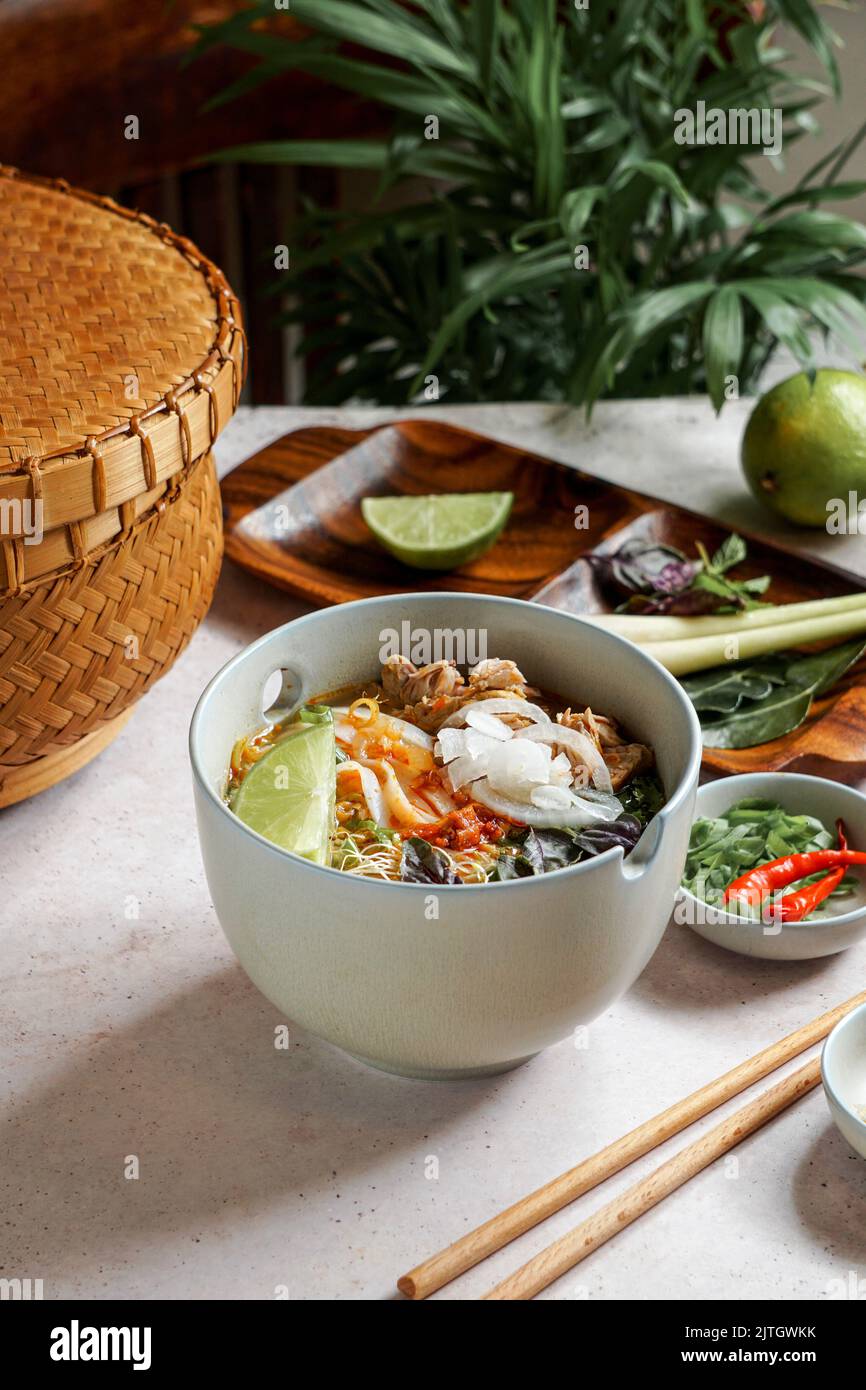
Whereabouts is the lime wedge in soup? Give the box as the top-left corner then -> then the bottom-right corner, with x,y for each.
361,491 -> 513,570
232,715 -> 336,865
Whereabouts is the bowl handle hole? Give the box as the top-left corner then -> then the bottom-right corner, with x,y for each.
620,815 -> 664,880
262,667 -> 304,724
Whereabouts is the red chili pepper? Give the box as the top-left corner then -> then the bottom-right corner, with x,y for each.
723,844 -> 866,907
775,819 -> 851,923
771,866 -> 845,923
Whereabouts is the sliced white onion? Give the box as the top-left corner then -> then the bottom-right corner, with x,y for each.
571,786 -> 624,816
337,760 -> 388,826
362,758 -> 438,825
485,738 -> 551,794
447,754 -> 489,791
550,751 -> 572,783
440,698 -> 549,729
471,778 -> 618,828
332,706 -> 434,752
420,784 -> 457,817
523,723 -> 612,793
435,728 -> 467,764
465,728 -> 498,758
464,706 -> 514,741
376,713 -> 435,751
530,784 -> 573,810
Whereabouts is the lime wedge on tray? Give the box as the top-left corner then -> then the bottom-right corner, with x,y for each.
232,717 -> 335,865
361,491 -> 513,570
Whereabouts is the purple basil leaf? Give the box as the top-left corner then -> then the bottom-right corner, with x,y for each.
494,829 -> 546,878
401,837 -> 461,885
531,828 -> 582,871
652,559 -> 701,594
665,589 -> 738,615
584,551 -> 620,587
586,540 -> 692,598
620,588 -> 731,616
572,815 -> 643,858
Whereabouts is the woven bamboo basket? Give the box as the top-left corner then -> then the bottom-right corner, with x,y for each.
0,167 -> 245,807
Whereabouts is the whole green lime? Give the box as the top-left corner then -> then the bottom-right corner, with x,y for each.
741,369 -> 866,527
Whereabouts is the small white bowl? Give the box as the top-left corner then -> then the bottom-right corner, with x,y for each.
676,772 -> 866,961
822,1003 -> 866,1160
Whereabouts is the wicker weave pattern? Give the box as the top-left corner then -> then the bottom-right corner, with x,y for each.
0,167 -> 244,596
0,450 -> 222,769
0,169 -> 238,465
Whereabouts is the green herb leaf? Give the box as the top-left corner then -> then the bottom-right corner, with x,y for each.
699,684 -> 815,749
299,704 -> 334,725
685,637 -> 866,749
683,797 -> 851,912
709,533 -> 748,575
617,775 -> 666,827
344,817 -> 398,843
681,663 -> 786,715
491,814 -> 646,878
783,636 -> 866,697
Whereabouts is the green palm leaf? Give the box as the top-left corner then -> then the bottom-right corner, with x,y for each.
194,0 -> 866,408
735,283 -> 814,365
209,140 -> 391,170
703,288 -> 744,413
772,0 -> 841,97
410,244 -> 573,393
287,0 -> 473,76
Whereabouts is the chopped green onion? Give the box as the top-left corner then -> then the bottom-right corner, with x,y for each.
682,798 -> 855,915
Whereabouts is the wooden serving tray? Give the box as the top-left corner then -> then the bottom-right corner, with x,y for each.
221,419 -> 866,776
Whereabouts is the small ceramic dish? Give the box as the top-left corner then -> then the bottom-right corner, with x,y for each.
822,1002 -> 866,1160
676,772 -> 866,961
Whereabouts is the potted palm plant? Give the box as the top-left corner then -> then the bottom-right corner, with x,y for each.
196,0 -> 866,410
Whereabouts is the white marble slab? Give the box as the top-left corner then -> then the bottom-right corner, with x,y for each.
2,399 -> 864,1301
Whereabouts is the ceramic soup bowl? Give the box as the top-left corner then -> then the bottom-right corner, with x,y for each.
190,593 -> 701,1079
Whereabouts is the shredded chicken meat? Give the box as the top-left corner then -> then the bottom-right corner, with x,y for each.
557,705 -> 654,790
379,657 -> 653,790
380,654 -> 534,733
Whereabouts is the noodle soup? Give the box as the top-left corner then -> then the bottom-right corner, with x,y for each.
193,594 -> 702,1075
226,653 -> 665,885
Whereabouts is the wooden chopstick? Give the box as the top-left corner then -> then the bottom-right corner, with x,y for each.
398,989 -> 866,1300
483,1055 -> 821,1300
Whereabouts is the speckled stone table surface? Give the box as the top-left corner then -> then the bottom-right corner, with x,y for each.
3,400 -> 865,1302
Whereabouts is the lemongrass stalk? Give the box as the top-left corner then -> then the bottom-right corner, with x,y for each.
640,606 -> 866,677
579,591 -> 866,644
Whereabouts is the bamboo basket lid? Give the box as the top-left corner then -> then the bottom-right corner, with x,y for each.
0,167 -> 243,806
0,166 -> 245,587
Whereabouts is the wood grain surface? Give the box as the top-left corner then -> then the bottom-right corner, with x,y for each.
220,419 -> 866,775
